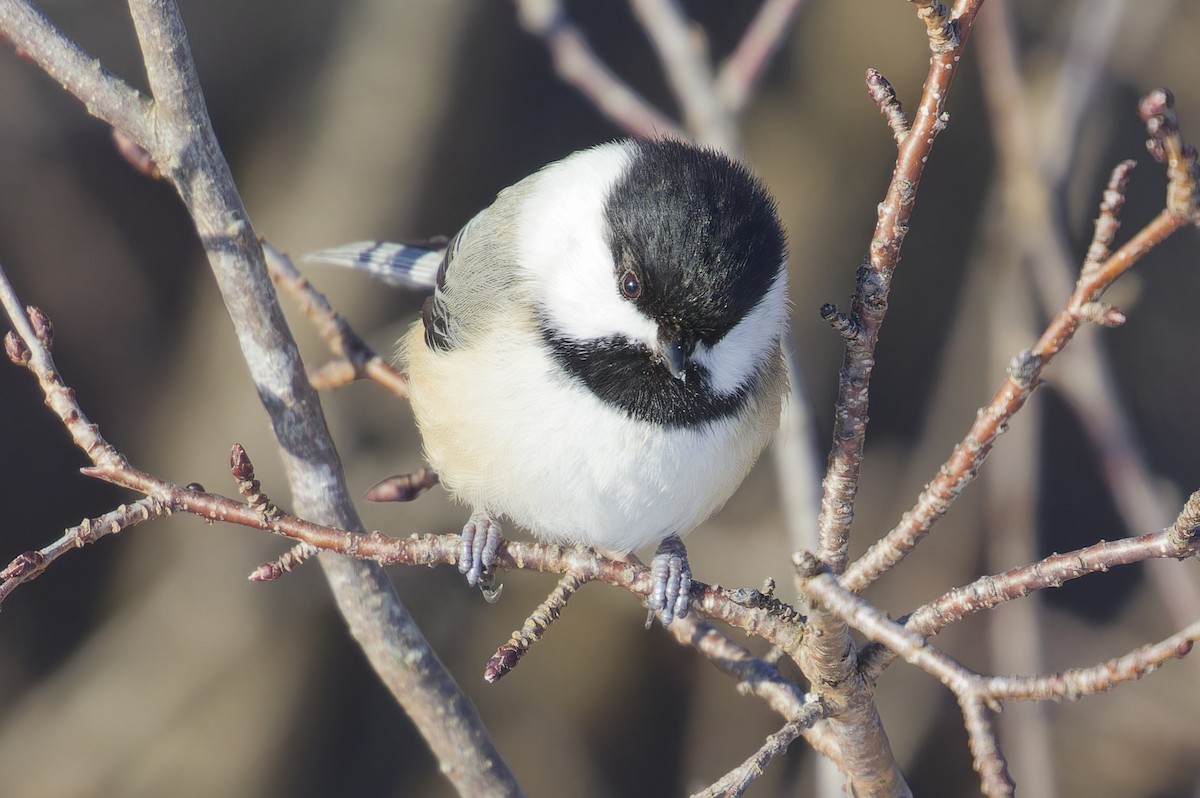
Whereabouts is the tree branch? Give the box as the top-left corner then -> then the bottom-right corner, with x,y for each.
0,0 -> 152,143
715,0 -> 807,115
513,0 -> 682,140
843,87 -> 1200,592
814,0 -> 984,576
628,0 -> 737,150
0,2 -> 522,793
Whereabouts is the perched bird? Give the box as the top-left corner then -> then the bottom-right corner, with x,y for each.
309,138 -> 789,625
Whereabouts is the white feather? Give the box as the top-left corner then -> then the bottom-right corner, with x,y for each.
693,265 -> 789,396
403,320 -> 781,552
514,142 -> 661,347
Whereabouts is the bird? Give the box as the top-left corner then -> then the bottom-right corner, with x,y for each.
308,138 -> 789,626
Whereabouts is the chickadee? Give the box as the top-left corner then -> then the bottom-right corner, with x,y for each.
309,138 -> 788,626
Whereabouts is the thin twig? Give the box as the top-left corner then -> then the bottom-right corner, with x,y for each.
909,0 -> 958,53
0,3 -> 522,787
669,615 -> 811,718
249,541 -> 322,582
0,496 -> 170,603
793,5 -> 987,794
263,240 -> 410,400
974,0 -> 1200,672
628,0 -> 736,150
960,697 -> 1013,798
859,489 -> 1200,680
513,0 -> 681,140
815,0 -> 985,577
689,713 -> 821,798
802,538 -> 1200,794
1082,161 -> 1138,275
0,293 -> 813,650
665,614 -> 841,767
983,619 -> 1200,702
843,142 -> 1195,593
484,573 -> 588,682
865,68 -> 909,145
0,0 -> 151,143
715,0 -> 806,115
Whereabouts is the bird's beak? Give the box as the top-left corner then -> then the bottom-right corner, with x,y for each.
657,324 -> 691,381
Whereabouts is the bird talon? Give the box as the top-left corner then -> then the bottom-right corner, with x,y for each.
459,511 -> 503,590
648,534 -> 692,627
480,579 -> 504,604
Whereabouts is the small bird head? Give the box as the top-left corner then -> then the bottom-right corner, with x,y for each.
518,138 -> 788,425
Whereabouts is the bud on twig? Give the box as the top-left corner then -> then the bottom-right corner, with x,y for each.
4,331 -> 29,365
1007,349 -> 1041,388
866,68 -> 909,144
0,550 -> 45,580
112,129 -> 162,179
26,305 -> 52,349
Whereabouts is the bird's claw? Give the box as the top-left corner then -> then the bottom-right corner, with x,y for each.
460,511 -> 503,595
647,534 -> 692,627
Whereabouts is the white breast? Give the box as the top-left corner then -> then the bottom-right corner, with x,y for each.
403,322 -> 780,553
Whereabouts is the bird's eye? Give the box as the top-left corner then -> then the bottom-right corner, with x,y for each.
620,271 -> 642,300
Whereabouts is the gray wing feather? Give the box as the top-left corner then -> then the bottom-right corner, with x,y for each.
305,240 -> 444,290
309,187 -> 525,353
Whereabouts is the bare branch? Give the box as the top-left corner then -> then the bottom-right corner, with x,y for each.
664,614 -> 844,781
985,620 -> 1200,702
789,5 -> 988,792
959,697 -> 1013,798
1140,88 -> 1200,223
0,0 -> 151,143
843,98 -> 1197,592
690,714 -> 821,798
859,488 -> 1200,680
815,0 -> 985,577
0,304 -> 811,656
485,573 -> 588,682
715,0 -> 806,115
669,616 -> 809,718
513,0 -> 682,140
909,0 -> 958,53
0,1 -> 523,787
249,541 -> 321,582
263,241 -> 410,400
2,253 -> 826,798
0,496 -> 169,603
628,0 -> 736,150
866,69 -> 909,145
802,532 -> 1200,795
0,293 -> 124,469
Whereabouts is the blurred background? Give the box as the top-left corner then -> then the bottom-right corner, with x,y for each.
1,1 -> 1199,795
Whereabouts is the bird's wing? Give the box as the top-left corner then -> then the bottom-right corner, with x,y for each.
308,195 -> 517,353
305,239 -> 447,290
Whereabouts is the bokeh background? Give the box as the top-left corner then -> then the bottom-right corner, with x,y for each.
2,1 -> 1200,795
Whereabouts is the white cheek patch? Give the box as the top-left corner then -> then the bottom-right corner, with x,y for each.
515,142 -> 660,345
693,265 -> 788,396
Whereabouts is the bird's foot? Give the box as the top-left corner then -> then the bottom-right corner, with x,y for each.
459,510 -> 503,602
646,534 -> 692,627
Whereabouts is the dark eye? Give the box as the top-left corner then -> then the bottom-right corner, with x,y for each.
620,271 -> 642,300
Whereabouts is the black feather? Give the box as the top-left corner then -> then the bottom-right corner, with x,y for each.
548,139 -> 786,425
604,139 -> 785,346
